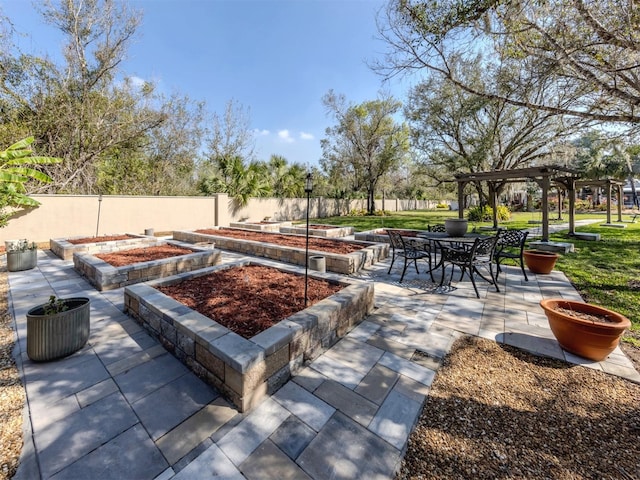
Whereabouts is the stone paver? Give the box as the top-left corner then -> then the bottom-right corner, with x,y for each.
8,241 -> 640,480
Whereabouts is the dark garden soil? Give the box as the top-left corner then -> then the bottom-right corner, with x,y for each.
157,264 -> 343,338
196,228 -> 366,254
96,244 -> 193,267
67,234 -> 135,245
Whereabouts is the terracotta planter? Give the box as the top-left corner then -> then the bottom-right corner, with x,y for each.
523,249 -> 559,274
444,218 -> 468,236
540,299 -> 630,361
27,297 -> 90,362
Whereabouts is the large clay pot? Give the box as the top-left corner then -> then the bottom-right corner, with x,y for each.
523,249 -> 559,274
539,299 -> 630,361
444,218 -> 468,237
27,297 -> 90,362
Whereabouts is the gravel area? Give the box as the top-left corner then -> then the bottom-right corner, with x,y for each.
398,336 -> 640,480
0,266 -> 24,480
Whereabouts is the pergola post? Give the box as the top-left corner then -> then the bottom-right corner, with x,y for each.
567,179 -> 576,235
457,180 -> 465,219
556,186 -> 563,220
488,182 -> 498,229
605,181 -> 612,224
541,174 -> 550,242
617,184 -> 623,222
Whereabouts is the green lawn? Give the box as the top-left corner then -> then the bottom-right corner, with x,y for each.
309,210 -> 640,343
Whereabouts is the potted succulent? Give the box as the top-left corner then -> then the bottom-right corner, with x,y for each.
26,295 -> 90,362
539,298 -> 630,361
523,249 -> 559,274
5,239 -> 38,272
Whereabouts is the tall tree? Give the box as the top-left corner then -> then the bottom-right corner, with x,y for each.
1,0 -> 165,193
321,90 -> 410,214
406,57 -> 576,205
376,0 -> 640,129
204,99 -> 255,166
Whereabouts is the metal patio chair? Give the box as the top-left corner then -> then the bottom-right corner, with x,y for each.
386,229 -> 434,282
438,235 -> 500,298
495,229 -> 529,281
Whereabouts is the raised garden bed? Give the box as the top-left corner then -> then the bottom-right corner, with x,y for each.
279,224 -> 355,238
173,228 -> 388,274
74,240 -> 221,291
229,220 -> 292,232
51,233 -> 156,260
124,260 -> 374,412
354,228 -> 429,243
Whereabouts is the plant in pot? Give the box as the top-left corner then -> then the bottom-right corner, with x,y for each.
26,295 -> 90,362
539,298 -> 631,361
6,239 -> 38,272
523,249 -> 559,274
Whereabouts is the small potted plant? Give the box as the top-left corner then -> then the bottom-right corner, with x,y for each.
5,239 -> 38,272
539,298 -> 630,361
26,295 -> 90,362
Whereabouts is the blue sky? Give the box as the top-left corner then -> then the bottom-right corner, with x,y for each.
2,0 -> 415,166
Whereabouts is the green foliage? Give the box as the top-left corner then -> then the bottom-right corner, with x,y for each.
574,199 -> 592,211
467,205 -> 511,222
0,137 -> 61,227
6,239 -> 37,252
42,295 -> 69,315
347,208 -> 369,217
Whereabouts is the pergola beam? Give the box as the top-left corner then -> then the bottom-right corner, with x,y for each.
454,166 -> 581,242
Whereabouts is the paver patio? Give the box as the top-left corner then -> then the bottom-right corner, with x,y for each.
9,234 -> 639,479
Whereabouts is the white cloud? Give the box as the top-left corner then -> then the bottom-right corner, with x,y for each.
120,75 -> 148,92
300,132 -> 314,140
254,129 -> 270,136
278,129 -> 295,143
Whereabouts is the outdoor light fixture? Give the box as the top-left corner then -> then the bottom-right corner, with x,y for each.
304,172 -> 313,307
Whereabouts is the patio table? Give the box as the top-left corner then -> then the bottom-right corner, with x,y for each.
414,232 -> 491,279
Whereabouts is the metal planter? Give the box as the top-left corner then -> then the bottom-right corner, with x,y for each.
26,298 -> 90,362
7,249 -> 37,272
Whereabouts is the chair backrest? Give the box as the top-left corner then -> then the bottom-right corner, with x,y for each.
497,229 -> 528,248
429,224 -> 446,233
471,235 -> 499,260
386,229 -> 405,250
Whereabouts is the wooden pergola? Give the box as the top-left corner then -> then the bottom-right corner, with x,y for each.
575,179 -> 626,225
454,166 -> 581,242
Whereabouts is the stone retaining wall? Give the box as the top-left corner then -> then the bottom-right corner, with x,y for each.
124,260 -> 375,412
173,229 -> 388,275
279,224 -> 355,238
229,221 -> 292,232
50,234 -> 156,260
73,240 -> 221,291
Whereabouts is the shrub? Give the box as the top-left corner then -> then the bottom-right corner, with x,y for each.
348,208 -> 367,217
467,205 -> 511,222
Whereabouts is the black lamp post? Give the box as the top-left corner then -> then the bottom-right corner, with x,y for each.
304,173 -> 313,307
